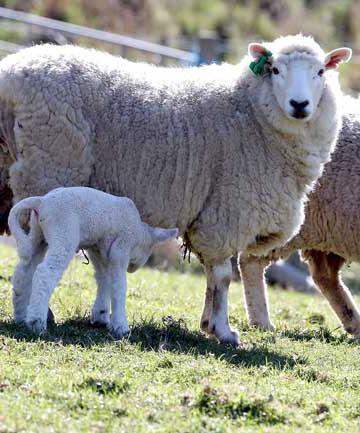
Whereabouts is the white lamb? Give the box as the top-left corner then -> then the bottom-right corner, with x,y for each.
8,187 -> 178,335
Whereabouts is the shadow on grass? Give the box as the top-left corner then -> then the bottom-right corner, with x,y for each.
0,315 -> 302,370
280,326 -> 353,345
128,317 -> 301,369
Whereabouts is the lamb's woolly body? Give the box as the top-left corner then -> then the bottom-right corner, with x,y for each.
0,40 -> 340,263
241,102 -> 360,334
0,35 -> 344,343
9,187 -> 145,259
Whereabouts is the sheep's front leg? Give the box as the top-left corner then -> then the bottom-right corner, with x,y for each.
12,244 -> 47,323
201,258 -> 239,347
107,263 -> 129,338
239,254 -> 274,330
88,249 -> 111,327
26,243 -> 77,333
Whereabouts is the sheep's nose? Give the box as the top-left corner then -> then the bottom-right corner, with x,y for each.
290,99 -> 309,110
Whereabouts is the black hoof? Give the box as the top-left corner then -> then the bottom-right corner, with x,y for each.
91,321 -> 108,328
47,308 -> 55,324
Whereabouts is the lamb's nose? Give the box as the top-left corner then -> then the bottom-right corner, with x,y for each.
290,99 -> 309,110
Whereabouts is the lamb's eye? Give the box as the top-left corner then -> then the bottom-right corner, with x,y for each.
318,68 -> 324,77
272,67 -> 279,75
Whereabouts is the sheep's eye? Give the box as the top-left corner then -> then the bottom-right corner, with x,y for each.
272,67 -> 279,75
318,68 -> 324,77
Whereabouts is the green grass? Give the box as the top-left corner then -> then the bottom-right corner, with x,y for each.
0,245 -> 360,432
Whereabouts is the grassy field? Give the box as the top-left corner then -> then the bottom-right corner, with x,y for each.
0,246 -> 359,432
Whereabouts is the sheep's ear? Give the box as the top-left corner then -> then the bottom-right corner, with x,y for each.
324,48 -> 352,70
151,227 -> 179,244
248,43 -> 269,60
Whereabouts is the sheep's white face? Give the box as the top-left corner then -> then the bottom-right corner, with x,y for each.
248,43 -> 352,122
127,226 -> 178,273
270,58 -> 325,121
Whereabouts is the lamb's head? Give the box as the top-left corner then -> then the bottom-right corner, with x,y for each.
128,225 -> 179,273
248,35 -> 351,122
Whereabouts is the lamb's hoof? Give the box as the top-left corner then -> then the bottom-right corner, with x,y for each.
108,323 -> 130,339
91,320 -> 108,328
91,310 -> 110,327
26,318 -> 47,334
47,308 -> 55,324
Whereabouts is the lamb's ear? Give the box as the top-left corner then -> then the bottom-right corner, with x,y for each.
324,48 -> 352,70
248,43 -> 269,60
151,227 -> 179,244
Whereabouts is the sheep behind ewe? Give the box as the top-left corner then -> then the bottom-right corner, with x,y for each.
0,35 -> 350,345
239,101 -> 360,336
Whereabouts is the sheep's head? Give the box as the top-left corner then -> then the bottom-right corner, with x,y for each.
127,225 -> 179,273
248,35 -> 352,122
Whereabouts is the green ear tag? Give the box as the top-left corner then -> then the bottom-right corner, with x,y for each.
249,51 -> 272,76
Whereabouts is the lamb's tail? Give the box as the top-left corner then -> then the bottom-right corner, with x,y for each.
8,197 -> 42,261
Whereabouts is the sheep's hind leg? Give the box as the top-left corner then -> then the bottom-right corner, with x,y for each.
88,249 -> 111,327
26,240 -> 77,334
239,254 -> 274,330
201,258 -> 239,347
200,283 -> 214,333
12,243 -> 47,323
305,250 -> 360,336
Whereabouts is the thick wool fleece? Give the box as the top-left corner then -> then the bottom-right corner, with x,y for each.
0,36 -> 342,265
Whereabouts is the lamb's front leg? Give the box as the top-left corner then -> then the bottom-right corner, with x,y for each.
201,258 -> 239,347
107,263 -> 129,338
88,249 -> 111,327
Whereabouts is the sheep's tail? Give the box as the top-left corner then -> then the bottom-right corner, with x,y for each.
0,97 -> 16,163
8,197 -> 42,260
0,59 -> 20,163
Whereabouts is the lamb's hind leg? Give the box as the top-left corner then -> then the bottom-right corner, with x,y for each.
305,250 -> 360,336
201,258 -> 239,346
239,254 -> 274,330
26,238 -> 78,333
12,243 -> 46,323
88,249 -> 111,327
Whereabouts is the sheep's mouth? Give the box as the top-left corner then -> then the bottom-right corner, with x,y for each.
291,110 -> 310,120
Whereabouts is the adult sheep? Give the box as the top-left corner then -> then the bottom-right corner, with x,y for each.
0,35 -> 351,344
240,100 -> 360,337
